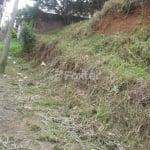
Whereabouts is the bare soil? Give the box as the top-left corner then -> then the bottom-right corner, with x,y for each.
96,6 -> 150,34
0,61 -> 53,149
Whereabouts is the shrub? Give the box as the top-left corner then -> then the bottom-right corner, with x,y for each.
22,23 -> 35,53
12,29 -> 17,39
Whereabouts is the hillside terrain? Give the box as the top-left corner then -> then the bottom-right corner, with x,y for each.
96,5 -> 150,33
0,0 -> 150,150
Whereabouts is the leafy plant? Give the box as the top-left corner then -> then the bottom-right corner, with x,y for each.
113,85 -> 120,94
12,29 -> 17,39
22,23 -> 35,53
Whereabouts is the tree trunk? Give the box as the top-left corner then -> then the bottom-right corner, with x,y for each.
0,11 -> 2,28
0,0 -> 19,74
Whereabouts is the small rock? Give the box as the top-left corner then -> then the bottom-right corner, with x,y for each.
3,74 -> 7,78
18,79 -> 23,82
41,61 -> 46,67
13,61 -> 17,64
17,73 -> 24,78
23,76 -> 28,79
24,105 -> 32,110
8,56 -> 12,59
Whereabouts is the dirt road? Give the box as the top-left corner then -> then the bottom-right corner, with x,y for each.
0,61 -> 53,149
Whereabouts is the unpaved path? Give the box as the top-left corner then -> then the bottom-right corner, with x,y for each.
0,61 -> 53,149
0,56 -> 98,150
0,58 -> 84,150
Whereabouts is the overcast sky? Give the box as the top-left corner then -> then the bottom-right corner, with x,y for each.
6,0 -> 34,13
1,0 -> 34,26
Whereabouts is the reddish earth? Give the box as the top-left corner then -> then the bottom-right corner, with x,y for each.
96,6 -> 150,34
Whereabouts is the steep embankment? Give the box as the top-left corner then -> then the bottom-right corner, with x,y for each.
23,1 -> 150,149
96,5 -> 150,34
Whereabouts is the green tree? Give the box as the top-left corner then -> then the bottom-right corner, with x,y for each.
16,5 -> 40,24
32,0 -> 107,23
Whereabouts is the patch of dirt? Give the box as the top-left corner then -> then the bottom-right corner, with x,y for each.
119,80 -> 150,107
128,80 -> 150,107
63,59 -> 76,71
28,41 -> 61,66
96,5 -> 150,34
0,62 -> 53,149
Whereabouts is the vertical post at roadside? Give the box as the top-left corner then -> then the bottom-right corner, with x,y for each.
0,0 -> 20,74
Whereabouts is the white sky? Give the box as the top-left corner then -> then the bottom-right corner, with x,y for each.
1,0 -> 34,26
6,0 -> 34,13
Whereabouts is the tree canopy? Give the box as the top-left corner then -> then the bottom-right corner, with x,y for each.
31,0 -> 107,24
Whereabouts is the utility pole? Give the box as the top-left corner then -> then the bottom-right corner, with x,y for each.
0,0 -> 20,74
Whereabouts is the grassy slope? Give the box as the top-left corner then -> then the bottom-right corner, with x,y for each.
1,13 -> 149,150
0,3 -> 149,148
37,21 -> 150,82
0,20 -> 149,149
30,19 -> 150,150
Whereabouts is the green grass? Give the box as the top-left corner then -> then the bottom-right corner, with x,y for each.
37,23 -> 150,82
0,7 -> 149,150
9,13 -> 150,150
0,42 -> 3,50
27,123 -> 41,132
36,135 -> 59,143
0,38 -> 22,54
24,87 -> 38,94
32,98 -> 61,108
24,18 -> 150,150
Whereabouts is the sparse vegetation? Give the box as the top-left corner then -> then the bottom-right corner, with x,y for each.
27,123 -> 41,132
26,8 -> 150,148
0,0 -> 150,149
24,87 -> 37,94
37,135 -> 59,143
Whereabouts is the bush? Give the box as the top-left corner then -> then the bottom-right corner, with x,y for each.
22,23 -> 35,53
12,29 -> 17,39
